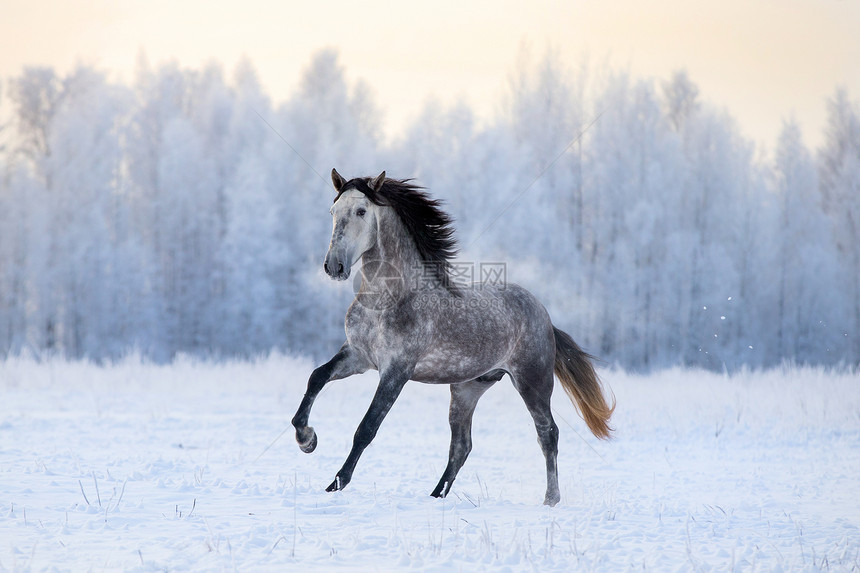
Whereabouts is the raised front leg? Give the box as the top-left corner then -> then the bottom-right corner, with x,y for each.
325,362 -> 413,492
431,376 -> 498,498
291,345 -> 367,453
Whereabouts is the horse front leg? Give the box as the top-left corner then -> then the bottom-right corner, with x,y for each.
291,345 -> 366,453
326,362 -> 413,492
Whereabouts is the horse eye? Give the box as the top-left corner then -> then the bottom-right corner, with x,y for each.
356,208 -> 366,217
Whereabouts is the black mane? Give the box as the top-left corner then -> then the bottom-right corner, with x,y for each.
335,176 -> 458,290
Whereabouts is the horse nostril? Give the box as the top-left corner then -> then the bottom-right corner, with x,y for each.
337,263 -> 345,274
324,262 -> 330,274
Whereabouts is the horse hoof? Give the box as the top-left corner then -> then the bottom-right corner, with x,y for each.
430,479 -> 450,498
543,493 -> 560,507
297,427 -> 317,453
325,475 -> 346,492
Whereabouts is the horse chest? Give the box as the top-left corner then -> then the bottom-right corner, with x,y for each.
345,302 -> 422,367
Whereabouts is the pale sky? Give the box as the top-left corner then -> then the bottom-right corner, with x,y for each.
2,0 -> 859,150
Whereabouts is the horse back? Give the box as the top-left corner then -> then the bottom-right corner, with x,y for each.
408,282 -> 554,383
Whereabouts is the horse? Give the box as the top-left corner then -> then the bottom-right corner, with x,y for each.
291,169 -> 615,506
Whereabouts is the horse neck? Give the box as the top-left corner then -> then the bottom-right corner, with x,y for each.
361,209 -> 425,298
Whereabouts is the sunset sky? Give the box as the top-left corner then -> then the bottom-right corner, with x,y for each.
2,0 -> 859,149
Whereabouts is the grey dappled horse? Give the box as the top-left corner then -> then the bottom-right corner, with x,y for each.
291,169 -> 615,506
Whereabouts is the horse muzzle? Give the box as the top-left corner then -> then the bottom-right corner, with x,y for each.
324,250 -> 350,281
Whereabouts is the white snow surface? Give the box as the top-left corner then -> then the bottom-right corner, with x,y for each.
1,355 -> 858,571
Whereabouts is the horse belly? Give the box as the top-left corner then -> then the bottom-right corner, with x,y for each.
411,341 -> 507,384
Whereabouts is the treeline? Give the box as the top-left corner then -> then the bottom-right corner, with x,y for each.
0,49 -> 858,369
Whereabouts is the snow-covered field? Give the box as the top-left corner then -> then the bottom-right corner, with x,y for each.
1,355 -> 858,571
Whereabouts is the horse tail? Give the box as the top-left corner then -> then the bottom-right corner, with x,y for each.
552,326 -> 615,440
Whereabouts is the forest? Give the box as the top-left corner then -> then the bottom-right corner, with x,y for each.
1,48 -> 858,370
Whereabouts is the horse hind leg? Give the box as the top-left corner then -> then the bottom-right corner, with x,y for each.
510,365 -> 560,506
430,372 -> 502,499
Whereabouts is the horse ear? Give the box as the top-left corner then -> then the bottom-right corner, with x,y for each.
370,171 -> 386,192
331,168 -> 347,192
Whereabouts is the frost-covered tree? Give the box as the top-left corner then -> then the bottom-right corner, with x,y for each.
501,47 -> 586,261
126,59 -> 228,357
222,153 -> 279,354
818,89 -> 860,363
6,67 -> 65,353
0,163 -> 37,356
44,67 -> 131,357
581,72 -> 691,367
8,67 -> 59,171
662,70 -> 700,133
669,91 -> 760,368
1,51 -> 858,368
771,119 -> 842,362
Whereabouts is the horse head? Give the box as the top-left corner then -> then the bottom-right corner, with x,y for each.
324,168 -> 385,280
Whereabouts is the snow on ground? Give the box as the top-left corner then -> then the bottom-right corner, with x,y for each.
0,355 -> 858,571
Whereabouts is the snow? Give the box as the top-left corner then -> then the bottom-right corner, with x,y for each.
1,356 -> 858,571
